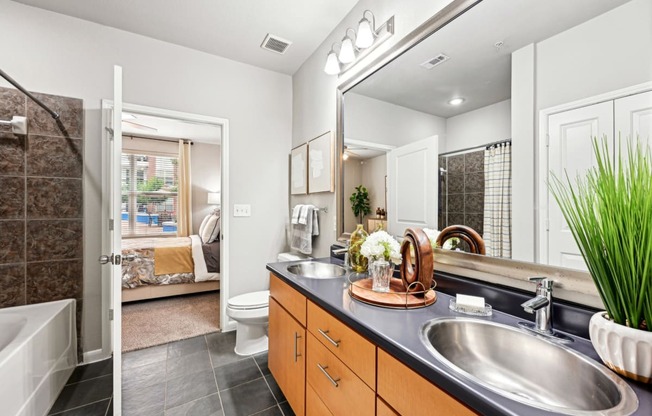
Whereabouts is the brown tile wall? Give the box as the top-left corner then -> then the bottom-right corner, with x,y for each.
439,149 -> 485,235
0,86 -> 84,353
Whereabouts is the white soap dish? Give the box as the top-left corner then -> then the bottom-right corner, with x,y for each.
449,298 -> 493,316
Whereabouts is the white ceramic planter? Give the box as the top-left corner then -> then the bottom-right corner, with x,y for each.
589,311 -> 652,383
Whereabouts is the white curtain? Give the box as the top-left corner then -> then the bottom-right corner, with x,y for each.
483,142 -> 512,257
177,140 -> 192,237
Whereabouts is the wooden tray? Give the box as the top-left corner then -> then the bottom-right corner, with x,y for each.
349,277 -> 437,309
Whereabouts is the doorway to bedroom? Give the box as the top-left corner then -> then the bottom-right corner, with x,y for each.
117,111 -> 224,352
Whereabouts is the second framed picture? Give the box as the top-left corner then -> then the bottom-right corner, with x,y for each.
308,131 -> 334,193
290,143 -> 308,195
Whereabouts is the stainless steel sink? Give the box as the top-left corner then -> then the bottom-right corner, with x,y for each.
286,262 -> 346,279
420,317 -> 638,415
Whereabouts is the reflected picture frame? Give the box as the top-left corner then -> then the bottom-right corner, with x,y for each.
308,131 -> 334,193
290,143 -> 308,195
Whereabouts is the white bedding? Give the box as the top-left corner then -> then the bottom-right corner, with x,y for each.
191,235 -> 220,282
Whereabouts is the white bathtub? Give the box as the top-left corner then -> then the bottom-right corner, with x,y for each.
0,300 -> 78,416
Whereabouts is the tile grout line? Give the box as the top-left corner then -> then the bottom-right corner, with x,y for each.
206,334 -> 227,415
65,372 -> 113,387
49,397 -> 111,416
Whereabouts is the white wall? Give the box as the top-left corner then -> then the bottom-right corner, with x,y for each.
0,0 -> 292,353
345,93 -> 446,146
444,99 -> 511,153
292,0 -> 457,257
191,143 -> 221,233
511,0 -> 652,262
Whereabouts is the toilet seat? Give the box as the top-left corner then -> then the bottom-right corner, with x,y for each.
227,290 -> 269,310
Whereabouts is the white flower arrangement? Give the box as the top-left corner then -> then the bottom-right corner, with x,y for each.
360,230 -> 402,264
423,228 -> 441,251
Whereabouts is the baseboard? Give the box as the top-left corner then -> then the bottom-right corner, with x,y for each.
223,319 -> 237,332
82,349 -> 110,364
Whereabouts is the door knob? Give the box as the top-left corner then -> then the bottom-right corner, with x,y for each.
98,254 -> 113,264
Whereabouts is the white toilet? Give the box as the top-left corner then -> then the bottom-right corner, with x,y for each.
227,252 -> 311,356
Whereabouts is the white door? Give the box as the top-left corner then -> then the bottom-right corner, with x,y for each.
387,136 -> 438,236
615,90 -> 652,152
100,65 -> 123,415
547,101 -> 613,270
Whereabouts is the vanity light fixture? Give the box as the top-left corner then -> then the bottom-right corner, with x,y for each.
338,28 -> 358,64
448,97 -> 465,106
342,152 -> 350,161
355,10 -> 376,49
324,43 -> 342,75
323,11 -> 394,75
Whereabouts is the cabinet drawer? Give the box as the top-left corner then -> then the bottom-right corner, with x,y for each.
306,382 -> 333,416
377,349 -> 477,416
307,301 -> 376,388
270,273 -> 306,325
307,333 -> 375,416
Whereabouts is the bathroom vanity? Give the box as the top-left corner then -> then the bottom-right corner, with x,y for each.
266,258 -> 651,416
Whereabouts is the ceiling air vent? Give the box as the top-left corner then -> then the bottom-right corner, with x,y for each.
261,34 -> 292,54
420,53 -> 450,69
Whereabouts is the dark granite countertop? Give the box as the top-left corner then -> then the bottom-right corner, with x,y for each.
266,257 -> 652,416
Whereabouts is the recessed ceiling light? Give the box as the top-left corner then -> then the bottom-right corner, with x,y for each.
448,97 -> 465,106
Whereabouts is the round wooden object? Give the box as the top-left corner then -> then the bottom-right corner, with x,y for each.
349,278 -> 437,309
399,228 -> 434,293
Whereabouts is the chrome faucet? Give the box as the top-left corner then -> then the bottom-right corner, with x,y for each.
519,277 -> 573,342
521,277 -> 553,332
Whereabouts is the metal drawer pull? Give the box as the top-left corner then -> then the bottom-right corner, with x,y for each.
317,363 -> 340,387
318,329 -> 341,347
294,332 -> 302,362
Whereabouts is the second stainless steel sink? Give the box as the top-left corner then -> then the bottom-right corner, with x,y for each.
286,261 -> 346,279
420,317 -> 638,415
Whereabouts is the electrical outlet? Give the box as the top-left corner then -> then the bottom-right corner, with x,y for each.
233,204 -> 251,217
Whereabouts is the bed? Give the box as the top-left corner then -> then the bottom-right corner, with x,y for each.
121,234 -> 220,302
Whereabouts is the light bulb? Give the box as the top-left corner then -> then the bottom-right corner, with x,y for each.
324,51 -> 340,75
339,37 -> 355,64
448,97 -> 465,106
356,18 -> 374,48
343,152 -> 349,160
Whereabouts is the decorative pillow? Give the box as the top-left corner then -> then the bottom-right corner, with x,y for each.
199,214 -> 220,243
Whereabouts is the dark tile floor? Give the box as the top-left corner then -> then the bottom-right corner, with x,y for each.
49,331 -> 293,416
122,331 -> 293,416
49,357 -> 113,415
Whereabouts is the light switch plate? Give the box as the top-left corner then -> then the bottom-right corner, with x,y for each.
233,204 -> 251,217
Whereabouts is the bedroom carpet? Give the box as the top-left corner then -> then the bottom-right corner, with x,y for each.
122,292 -> 220,352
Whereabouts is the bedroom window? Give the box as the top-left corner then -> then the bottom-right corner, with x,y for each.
121,152 -> 179,237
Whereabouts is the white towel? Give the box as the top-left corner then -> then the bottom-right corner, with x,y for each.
290,205 -> 320,254
291,205 -> 303,224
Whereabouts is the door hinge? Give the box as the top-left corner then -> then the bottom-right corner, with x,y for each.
546,133 -> 550,147
105,126 -> 114,140
109,309 -> 114,321
546,219 -> 550,231
109,219 -> 114,230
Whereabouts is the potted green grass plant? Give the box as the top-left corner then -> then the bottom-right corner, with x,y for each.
549,137 -> 652,383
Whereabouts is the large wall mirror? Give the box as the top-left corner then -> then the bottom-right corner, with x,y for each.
338,0 -> 652,272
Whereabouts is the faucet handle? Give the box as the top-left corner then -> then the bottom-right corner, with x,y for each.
528,276 -> 553,290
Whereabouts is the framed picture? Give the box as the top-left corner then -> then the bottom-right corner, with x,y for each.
290,143 -> 308,195
308,131 -> 334,193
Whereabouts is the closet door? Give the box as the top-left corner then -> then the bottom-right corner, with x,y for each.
615,90 -> 652,153
547,101 -> 613,270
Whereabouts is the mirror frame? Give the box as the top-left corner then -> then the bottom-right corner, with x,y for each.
334,0 -> 601,308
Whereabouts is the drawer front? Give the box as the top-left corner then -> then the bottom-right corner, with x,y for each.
377,349 -> 477,416
270,273 -> 306,325
306,382 -> 333,416
307,333 -> 375,416
307,301 -> 376,388
377,398 -> 399,416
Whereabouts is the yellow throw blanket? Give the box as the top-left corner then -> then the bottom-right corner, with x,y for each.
154,246 -> 194,275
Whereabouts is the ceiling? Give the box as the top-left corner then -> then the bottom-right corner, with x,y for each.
122,112 -> 222,144
11,0 -> 359,75
350,0 -> 630,118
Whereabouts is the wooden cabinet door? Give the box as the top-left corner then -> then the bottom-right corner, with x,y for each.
269,297 -> 305,416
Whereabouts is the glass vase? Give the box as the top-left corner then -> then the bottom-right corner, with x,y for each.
348,224 -> 368,273
370,259 -> 393,293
